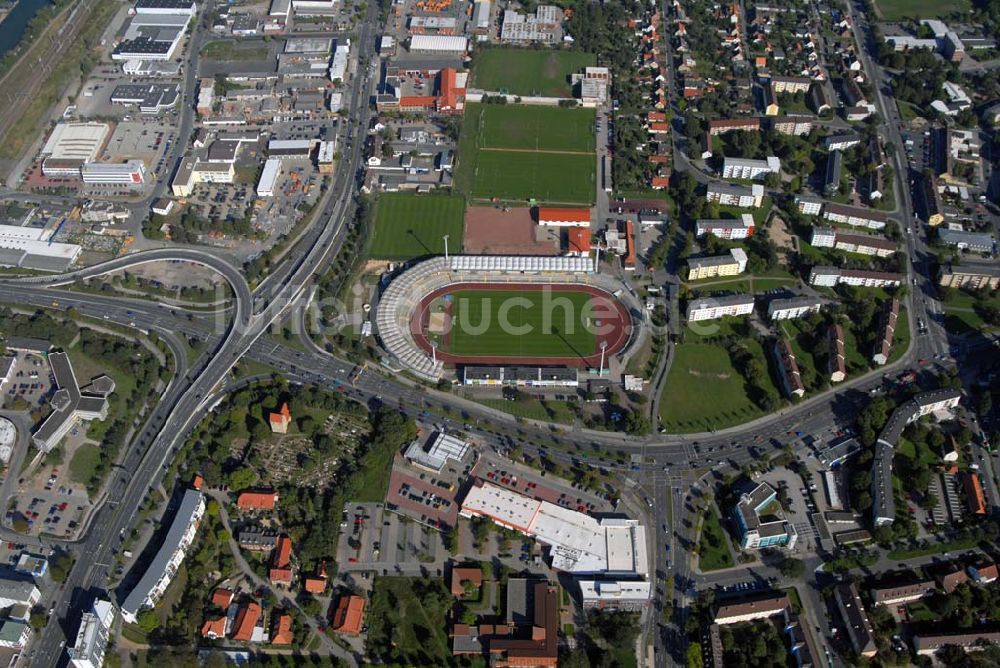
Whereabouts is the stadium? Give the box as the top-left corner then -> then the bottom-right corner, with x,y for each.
375,256 -> 641,381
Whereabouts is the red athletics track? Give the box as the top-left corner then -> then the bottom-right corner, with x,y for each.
410,282 -> 631,367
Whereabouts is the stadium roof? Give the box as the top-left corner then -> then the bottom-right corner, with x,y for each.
448,255 -> 594,273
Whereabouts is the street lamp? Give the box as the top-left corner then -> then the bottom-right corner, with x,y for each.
599,340 -> 608,376
442,234 -> 450,261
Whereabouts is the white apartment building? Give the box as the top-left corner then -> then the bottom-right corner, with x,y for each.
795,195 -> 823,216
0,580 -> 40,609
768,296 -> 824,320
695,214 -> 756,240
705,182 -> 765,208
121,490 -> 205,623
810,227 -> 836,248
69,600 -> 117,668
822,202 -> 887,230
721,156 -> 781,180
686,294 -> 755,322
808,266 -> 902,288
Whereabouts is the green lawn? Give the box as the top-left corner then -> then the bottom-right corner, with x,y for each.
444,289 -> 596,359
457,103 -> 596,204
69,445 -> 102,485
366,577 -> 454,666
875,0 -> 968,20
472,49 -> 595,97
369,193 -> 465,260
201,40 -> 270,61
477,397 -> 577,425
698,507 -> 735,571
467,150 -> 596,203
659,339 -> 778,433
478,105 -> 596,152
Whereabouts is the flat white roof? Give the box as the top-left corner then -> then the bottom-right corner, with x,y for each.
579,580 -> 652,601
404,432 -> 470,472
41,122 -> 110,161
461,482 -> 648,576
257,157 -> 282,196
409,34 -> 469,52
449,255 -> 594,273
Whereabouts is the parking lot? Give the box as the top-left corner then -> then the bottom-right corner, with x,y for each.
334,502 -> 448,579
2,353 -> 51,410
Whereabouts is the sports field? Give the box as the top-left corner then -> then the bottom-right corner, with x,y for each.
472,49 -> 596,97
446,289 -> 596,357
410,282 -> 631,366
456,102 -> 596,204
479,105 -> 596,152
368,193 -> 465,260
874,0 -> 968,19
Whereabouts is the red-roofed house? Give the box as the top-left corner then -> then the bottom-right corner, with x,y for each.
192,474 -> 204,490
237,491 -> 278,511
231,602 -> 262,642
566,227 -> 591,257
269,403 -> 291,434
211,588 -> 234,609
537,207 -> 591,227
271,613 -> 294,645
651,176 -> 670,189
270,535 -> 293,585
964,472 -> 987,515
623,220 -> 637,271
331,595 -> 366,635
304,561 -> 328,594
201,616 -> 227,639
437,67 -> 466,113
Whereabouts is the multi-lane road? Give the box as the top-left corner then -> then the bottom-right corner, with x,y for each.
0,0 -> 980,665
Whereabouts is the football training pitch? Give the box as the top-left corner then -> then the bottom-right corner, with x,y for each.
368,193 -> 465,260
472,49 -> 596,97
456,103 -> 596,204
444,289 -> 597,358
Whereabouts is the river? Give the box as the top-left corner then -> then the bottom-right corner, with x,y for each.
0,0 -> 54,61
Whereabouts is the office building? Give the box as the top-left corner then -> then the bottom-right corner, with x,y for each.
938,228 -> 994,253
578,580 -> 651,611
33,353 -> 113,452
80,161 -> 147,186
404,432 -> 471,473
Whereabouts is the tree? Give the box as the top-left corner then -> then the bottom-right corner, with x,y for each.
137,609 -> 160,634
226,466 -> 258,491
779,557 -> 805,579
49,550 -> 74,583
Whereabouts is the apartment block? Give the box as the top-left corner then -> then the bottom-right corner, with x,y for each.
686,248 -> 748,280
721,156 -> 781,180
795,195 -> 823,215
938,262 -> 1000,290
828,324 -> 846,383
808,266 -> 903,288
695,214 -> 756,239
822,202 -> 888,230
768,296 -> 824,320
705,182 -> 765,208
686,294 -> 755,322
772,339 -> 806,398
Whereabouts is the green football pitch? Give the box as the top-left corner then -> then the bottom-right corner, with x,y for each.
456,103 -> 597,205
368,193 -> 465,260
443,289 -> 597,359
478,105 -> 596,153
472,49 -> 596,97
